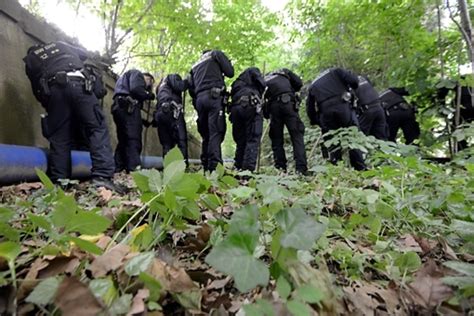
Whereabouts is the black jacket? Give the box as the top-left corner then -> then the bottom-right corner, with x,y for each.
157,74 -> 188,105
190,50 -> 234,95
306,68 -> 358,124
24,41 -> 87,103
264,68 -> 302,100
231,67 -> 266,102
379,87 -> 409,108
114,69 -> 153,102
355,76 -> 379,105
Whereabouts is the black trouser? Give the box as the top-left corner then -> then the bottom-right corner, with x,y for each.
155,107 -> 188,162
386,105 -> 420,144
358,102 -> 388,140
230,102 -> 263,171
44,79 -> 115,181
320,101 -> 366,171
112,99 -> 143,172
196,92 -> 226,171
268,99 -> 307,172
458,109 -> 474,150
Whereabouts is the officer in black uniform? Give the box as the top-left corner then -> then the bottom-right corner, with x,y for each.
23,41 -> 122,192
189,50 -> 234,171
229,67 -> 266,171
264,68 -> 308,173
306,68 -> 366,170
155,74 -> 188,161
112,70 -> 155,172
379,87 -> 420,144
354,75 -> 387,140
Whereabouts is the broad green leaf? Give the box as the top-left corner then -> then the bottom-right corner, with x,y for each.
174,289 -> 202,311
163,160 -> 186,185
0,241 -> 21,262
109,294 -> 132,315
442,276 -> 474,289
287,300 -> 311,316
163,146 -> 184,168
28,213 -> 52,231
132,171 -> 150,192
228,186 -> 255,199
0,207 -> 14,222
35,168 -> 54,190
0,223 -> 20,241
164,187 -> 177,210
257,182 -> 290,205
294,285 -> 324,304
243,299 -> 275,316
139,272 -> 162,301
394,251 -> 421,273
125,252 -> 154,276
444,261 -> 474,277
205,241 -> 269,292
364,190 -> 380,204
68,237 -> 103,255
26,277 -> 61,306
66,211 -> 111,235
276,208 -> 325,250
169,176 -> 200,199
147,169 -> 163,193
51,195 -> 77,228
451,219 -> 474,238
89,277 -> 117,306
276,276 -> 291,300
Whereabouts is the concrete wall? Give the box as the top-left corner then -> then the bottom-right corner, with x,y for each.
0,0 -> 200,158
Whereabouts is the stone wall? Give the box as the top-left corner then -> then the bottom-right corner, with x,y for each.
0,0 -> 201,158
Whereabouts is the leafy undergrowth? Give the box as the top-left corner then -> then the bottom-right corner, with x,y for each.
0,148 -> 473,315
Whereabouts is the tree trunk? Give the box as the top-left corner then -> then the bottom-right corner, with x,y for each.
457,0 -> 474,106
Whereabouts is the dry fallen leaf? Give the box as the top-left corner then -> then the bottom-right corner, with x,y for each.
396,234 -> 422,253
406,260 -> 453,309
127,289 -> 149,316
89,244 -> 130,278
98,187 -> 113,203
54,277 -> 103,316
17,258 -> 49,300
343,281 -> 405,316
38,257 -> 81,279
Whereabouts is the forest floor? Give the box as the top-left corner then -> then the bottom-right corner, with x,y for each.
0,148 -> 473,315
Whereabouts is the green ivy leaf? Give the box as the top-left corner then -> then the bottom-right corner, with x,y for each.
125,252 -> 154,276
109,294 -> 133,315
26,277 -> 61,306
451,219 -> 474,238
276,207 -> 325,250
257,182 -> 290,205
66,211 -> 111,235
228,186 -> 256,199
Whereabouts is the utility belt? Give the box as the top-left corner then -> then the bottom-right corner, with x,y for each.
358,100 -> 381,112
158,100 -> 183,119
198,86 -> 229,108
41,70 -> 96,96
233,94 -> 263,114
114,95 -> 140,114
269,92 -> 294,104
382,102 -> 415,117
319,92 -> 353,108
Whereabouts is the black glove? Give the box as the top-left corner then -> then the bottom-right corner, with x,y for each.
142,119 -> 152,127
151,119 -> 158,128
148,92 -> 156,101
